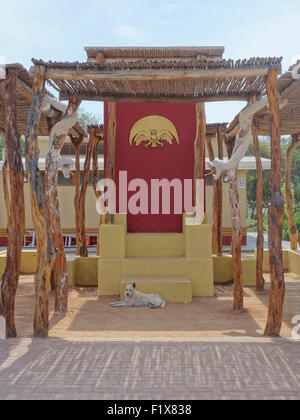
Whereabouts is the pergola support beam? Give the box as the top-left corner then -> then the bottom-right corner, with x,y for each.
46,66 -> 271,82
105,102 -> 117,224
194,103 -> 206,206
59,93 -> 251,104
70,135 -> 84,256
216,128 -> 224,256
79,128 -> 97,256
45,93 -> 81,313
264,69 -> 285,337
252,122 -> 265,291
0,69 -> 25,338
285,133 -> 300,251
25,65 -> 56,338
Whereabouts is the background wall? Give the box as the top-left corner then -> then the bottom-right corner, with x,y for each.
104,102 -> 198,233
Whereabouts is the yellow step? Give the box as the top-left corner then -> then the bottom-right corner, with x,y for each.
126,233 -> 185,258
121,277 -> 192,304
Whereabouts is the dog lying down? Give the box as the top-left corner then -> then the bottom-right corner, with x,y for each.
111,283 -> 166,309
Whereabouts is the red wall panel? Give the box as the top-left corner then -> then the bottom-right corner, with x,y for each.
104,102 -> 200,233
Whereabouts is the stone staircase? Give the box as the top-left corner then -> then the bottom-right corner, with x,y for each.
98,215 -> 214,302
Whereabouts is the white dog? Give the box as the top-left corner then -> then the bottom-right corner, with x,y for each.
111,283 -> 166,309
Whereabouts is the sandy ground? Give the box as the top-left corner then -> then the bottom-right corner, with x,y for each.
14,273 -> 300,340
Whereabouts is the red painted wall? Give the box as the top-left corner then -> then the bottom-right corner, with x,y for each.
104,102 -> 199,233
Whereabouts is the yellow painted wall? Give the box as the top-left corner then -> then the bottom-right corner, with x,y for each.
287,250 -> 300,276
0,175 -> 100,233
213,254 -> 257,286
98,217 -> 214,300
0,137 -> 247,235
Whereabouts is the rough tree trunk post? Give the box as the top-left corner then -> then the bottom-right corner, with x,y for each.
264,69 -> 285,337
79,128 -> 97,257
46,116 -> 59,292
106,102 -> 117,224
2,160 -> 11,225
206,136 -> 217,252
286,134 -> 300,250
25,65 -> 56,338
206,136 -> 219,254
0,70 -> 25,338
194,102 -> 206,221
216,128 -> 224,256
45,93 -> 80,313
252,122 -> 265,290
224,136 -> 243,311
70,135 -> 84,256
92,134 -> 102,255
230,171 -> 244,312
224,138 -> 235,251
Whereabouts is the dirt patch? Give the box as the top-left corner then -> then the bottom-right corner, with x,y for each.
14,274 -> 300,340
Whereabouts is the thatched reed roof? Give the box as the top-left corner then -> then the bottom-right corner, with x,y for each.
0,64 -> 86,138
85,46 -> 225,62
32,52 -> 282,104
227,62 -> 300,137
256,64 -> 300,135
206,123 -> 228,136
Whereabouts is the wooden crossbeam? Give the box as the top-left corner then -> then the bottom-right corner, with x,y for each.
46,67 -> 270,82
59,92 -> 250,103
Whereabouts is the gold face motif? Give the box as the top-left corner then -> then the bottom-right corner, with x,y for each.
129,116 -> 180,149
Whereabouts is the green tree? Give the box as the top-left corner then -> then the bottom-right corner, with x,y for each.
78,109 -> 100,131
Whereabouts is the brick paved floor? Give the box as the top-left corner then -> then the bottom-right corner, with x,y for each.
0,338 -> 299,400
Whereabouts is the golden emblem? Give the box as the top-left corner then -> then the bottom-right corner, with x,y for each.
129,116 -> 179,149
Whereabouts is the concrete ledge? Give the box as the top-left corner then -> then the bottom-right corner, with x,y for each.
0,250 -> 37,275
288,250 -> 300,276
213,254 -> 256,286
67,256 -> 76,286
75,256 -> 99,287
255,249 -> 290,273
213,256 -> 233,284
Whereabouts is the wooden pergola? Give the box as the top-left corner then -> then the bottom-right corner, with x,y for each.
0,64 -> 86,138
0,64 -> 85,337
1,47 -> 287,338
227,62 -> 300,298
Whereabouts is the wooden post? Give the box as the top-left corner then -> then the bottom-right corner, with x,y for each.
286,134 -> 300,251
46,117 -> 58,293
70,135 -> 84,256
264,69 -> 285,337
45,93 -> 80,313
25,65 -> 56,338
92,134 -> 102,256
206,136 -> 218,253
106,102 -> 117,224
252,122 -> 265,290
78,128 -> 97,257
0,70 -> 25,338
216,128 -> 224,256
230,172 -> 244,312
194,103 -> 206,206
225,136 -> 244,311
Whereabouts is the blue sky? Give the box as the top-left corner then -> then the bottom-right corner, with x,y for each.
1,0 -> 300,123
